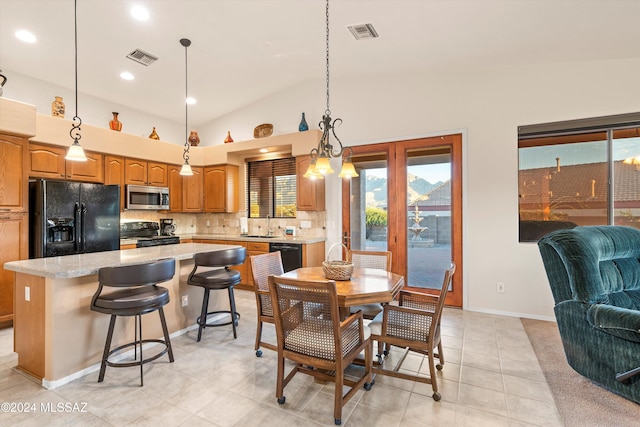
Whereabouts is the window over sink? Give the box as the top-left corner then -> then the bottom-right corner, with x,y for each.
247,157 -> 296,218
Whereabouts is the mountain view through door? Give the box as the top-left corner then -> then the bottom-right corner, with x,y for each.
342,134 -> 462,307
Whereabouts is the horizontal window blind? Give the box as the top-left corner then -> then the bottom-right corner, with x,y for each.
247,157 -> 297,218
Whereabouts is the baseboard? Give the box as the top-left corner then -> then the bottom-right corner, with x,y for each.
39,324 -> 198,390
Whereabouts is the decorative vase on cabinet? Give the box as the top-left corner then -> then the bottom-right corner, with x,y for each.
109,112 -> 122,131
224,131 -> 234,143
299,112 -> 309,132
188,130 -> 200,146
51,96 -> 65,118
149,127 -> 160,140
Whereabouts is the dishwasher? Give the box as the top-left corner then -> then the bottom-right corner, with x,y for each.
269,242 -> 303,272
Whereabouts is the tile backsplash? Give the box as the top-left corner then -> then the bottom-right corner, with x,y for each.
120,210 -> 326,238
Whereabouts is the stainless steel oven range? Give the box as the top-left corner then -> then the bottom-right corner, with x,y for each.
120,220 -> 181,248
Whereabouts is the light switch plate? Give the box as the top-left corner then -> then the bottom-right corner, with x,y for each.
300,221 -> 312,229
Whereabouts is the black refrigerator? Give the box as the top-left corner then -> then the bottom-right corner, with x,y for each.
29,179 -> 121,258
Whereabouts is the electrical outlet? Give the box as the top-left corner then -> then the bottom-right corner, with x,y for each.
300,221 -> 312,229
496,282 -> 505,293
25,286 -> 30,301
181,295 -> 188,307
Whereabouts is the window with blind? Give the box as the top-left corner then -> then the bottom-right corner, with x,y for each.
518,112 -> 640,242
247,157 -> 297,218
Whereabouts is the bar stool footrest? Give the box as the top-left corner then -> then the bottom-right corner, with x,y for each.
105,338 -> 172,368
197,310 -> 240,328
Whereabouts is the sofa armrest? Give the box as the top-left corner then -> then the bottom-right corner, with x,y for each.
586,304 -> 640,343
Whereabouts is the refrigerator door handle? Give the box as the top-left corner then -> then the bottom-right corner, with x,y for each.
80,203 -> 87,253
73,202 -> 80,253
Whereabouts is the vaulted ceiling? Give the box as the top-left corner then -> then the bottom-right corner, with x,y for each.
2,0 -> 640,127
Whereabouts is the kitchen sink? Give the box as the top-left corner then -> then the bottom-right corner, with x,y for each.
244,235 -> 279,239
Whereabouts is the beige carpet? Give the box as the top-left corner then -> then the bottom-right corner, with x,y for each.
521,318 -> 640,427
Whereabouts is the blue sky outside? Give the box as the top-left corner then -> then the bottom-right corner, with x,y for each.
519,137 -> 640,169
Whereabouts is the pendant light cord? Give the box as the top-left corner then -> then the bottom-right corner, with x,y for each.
180,38 -> 191,162
69,0 -> 82,143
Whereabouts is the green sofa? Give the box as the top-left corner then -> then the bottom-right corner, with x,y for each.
538,225 -> 640,403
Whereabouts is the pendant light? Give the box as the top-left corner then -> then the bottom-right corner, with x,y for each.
65,0 -> 87,162
304,0 -> 358,180
179,38 -> 193,176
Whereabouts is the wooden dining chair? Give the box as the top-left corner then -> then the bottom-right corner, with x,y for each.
369,262 -> 456,401
348,250 -> 392,319
249,251 -> 284,357
268,275 -> 373,426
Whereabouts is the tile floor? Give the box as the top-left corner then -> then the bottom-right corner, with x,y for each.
0,290 -> 562,426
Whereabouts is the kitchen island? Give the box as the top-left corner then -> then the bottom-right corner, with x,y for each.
4,243 -> 241,389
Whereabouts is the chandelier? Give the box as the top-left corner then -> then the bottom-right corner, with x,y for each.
303,0 -> 358,180
65,0 -> 87,162
179,38 -> 193,176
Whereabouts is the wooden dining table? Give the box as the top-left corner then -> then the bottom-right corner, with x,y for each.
280,266 -> 405,319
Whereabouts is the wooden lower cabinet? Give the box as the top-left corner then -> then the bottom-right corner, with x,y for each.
244,242 -> 269,291
189,239 -> 324,292
0,213 -> 28,323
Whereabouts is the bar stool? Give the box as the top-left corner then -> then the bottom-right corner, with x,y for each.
187,247 -> 247,341
91,258 -> 176,386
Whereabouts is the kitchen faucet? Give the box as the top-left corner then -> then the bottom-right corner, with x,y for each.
266,215 -> 272,236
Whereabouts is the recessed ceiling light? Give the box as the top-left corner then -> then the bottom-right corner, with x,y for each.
260,148 -> 269,153
15,30 -> 36,43
130,5 -> 150,21
120,71 -> 135,80
186,97 -> 196,105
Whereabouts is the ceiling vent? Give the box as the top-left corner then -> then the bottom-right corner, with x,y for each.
347,23 -> 379,40
126,49 -> 158,66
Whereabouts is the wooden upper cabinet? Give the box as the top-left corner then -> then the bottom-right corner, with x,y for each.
29,143 -> 103,183
0,134 -> 28,212
104,155 -> 126,210
296,155 -> 325,211
182,166 -> 203,212
67,151 -> 104,182
28,143 -> 66,179
125,158 -> 167,186
148,162 -> 168,187
204,164 -> 239,213
124,158 -> 147,185
168,164 -> 183,212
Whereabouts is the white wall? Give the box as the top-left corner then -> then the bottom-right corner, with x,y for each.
1,69 -> 185,144
203,58 -> 640,320
6,58 -> 640,320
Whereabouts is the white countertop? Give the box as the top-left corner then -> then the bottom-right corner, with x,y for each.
4,243 -> 241,279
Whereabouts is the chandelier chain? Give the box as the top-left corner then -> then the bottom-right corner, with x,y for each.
325,0 -> 330,116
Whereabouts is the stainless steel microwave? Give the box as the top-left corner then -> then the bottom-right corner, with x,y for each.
126,185 -> 169,210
